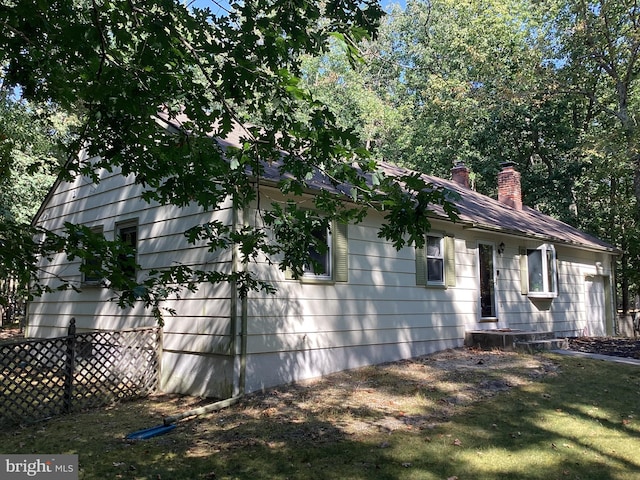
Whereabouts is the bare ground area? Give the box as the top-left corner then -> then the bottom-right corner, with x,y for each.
135,348 -> 562,454
2,323 -> 639,450
2,339 -> 639,479
0,343 -> 562,457
0,325 -> 23,342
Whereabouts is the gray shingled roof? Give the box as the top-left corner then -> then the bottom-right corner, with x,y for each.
159,112 -> 617,254
378,163 -> 616,253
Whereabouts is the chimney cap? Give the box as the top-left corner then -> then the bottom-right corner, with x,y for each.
500,161 -> 517,169
451,161 -> 470,189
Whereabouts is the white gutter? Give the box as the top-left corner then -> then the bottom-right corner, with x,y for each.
461,223 -> 620,255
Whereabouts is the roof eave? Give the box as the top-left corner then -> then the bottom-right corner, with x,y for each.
461,222 -> 621,255
254,182 -> 619,255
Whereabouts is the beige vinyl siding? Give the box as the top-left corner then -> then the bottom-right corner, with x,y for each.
245,308 -> 469,334
491,241 -> 613,336
245,325 -> 462,354
242,187 -> 614,392
29,166 -> 616,397
28,163 -> 237,398
243,188 -> 473,391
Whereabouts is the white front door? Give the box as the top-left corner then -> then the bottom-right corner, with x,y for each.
585,276 -> 606,337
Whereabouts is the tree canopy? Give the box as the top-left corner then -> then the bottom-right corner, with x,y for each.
0,0 -> 457,320
551,0 -> 640,309
304,0 -> 640,310
3,0 -> 639,316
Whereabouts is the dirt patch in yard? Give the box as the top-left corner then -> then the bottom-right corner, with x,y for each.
151,348 -> 560,454
0,325 -> 23,343
4,344 -> 639,479
3,324 -> 637,455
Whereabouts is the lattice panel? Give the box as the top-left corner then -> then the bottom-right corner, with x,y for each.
0,327 -> 161,425
71,329 -> 161,410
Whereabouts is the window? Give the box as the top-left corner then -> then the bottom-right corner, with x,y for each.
416,234 -> 456,288
304,226 -> 332,279
426,235 -> 445,285
116,222 -> 138,281
286,221 -> 348,283
520,244 -> 557,297
82,226 -> 104,285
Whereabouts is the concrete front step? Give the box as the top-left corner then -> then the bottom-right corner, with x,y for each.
465,329 -> 557,351
515,338 -> 569,353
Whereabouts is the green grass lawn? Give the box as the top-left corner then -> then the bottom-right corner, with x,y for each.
1,352 -> 639,479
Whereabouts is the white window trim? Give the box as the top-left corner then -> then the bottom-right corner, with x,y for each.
415,233 -> 455,289
303,227 -> 332,280
526,244 -> 558,299
426,234 -> 445,286
285,221 -> 348,284
115,220 -> 139,282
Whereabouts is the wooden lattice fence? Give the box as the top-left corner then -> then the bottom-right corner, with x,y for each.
0,319 -> 162,425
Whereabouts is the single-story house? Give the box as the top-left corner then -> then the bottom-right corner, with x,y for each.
27,122 -> 618,399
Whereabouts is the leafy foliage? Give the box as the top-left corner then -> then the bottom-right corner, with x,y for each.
306,0 -> 640,310
0,92 -> 71,224
0,0 -> 463,319
547,0 -> 640,309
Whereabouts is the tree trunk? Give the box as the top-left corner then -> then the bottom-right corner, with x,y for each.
621,253 -> 629,314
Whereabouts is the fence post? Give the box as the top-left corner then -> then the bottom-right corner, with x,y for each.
156,327 -> 163,391
63,318 -> 77,413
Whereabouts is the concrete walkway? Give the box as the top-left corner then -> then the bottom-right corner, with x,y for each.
551,349 -> 640,366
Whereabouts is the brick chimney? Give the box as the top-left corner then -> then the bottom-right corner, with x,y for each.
497,162 -> 522,210
451,161 -> 470,189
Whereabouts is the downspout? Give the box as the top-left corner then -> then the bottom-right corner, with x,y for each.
229,198 -> 245,397
162,199 -> 248,426
237,202 -> 249,396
